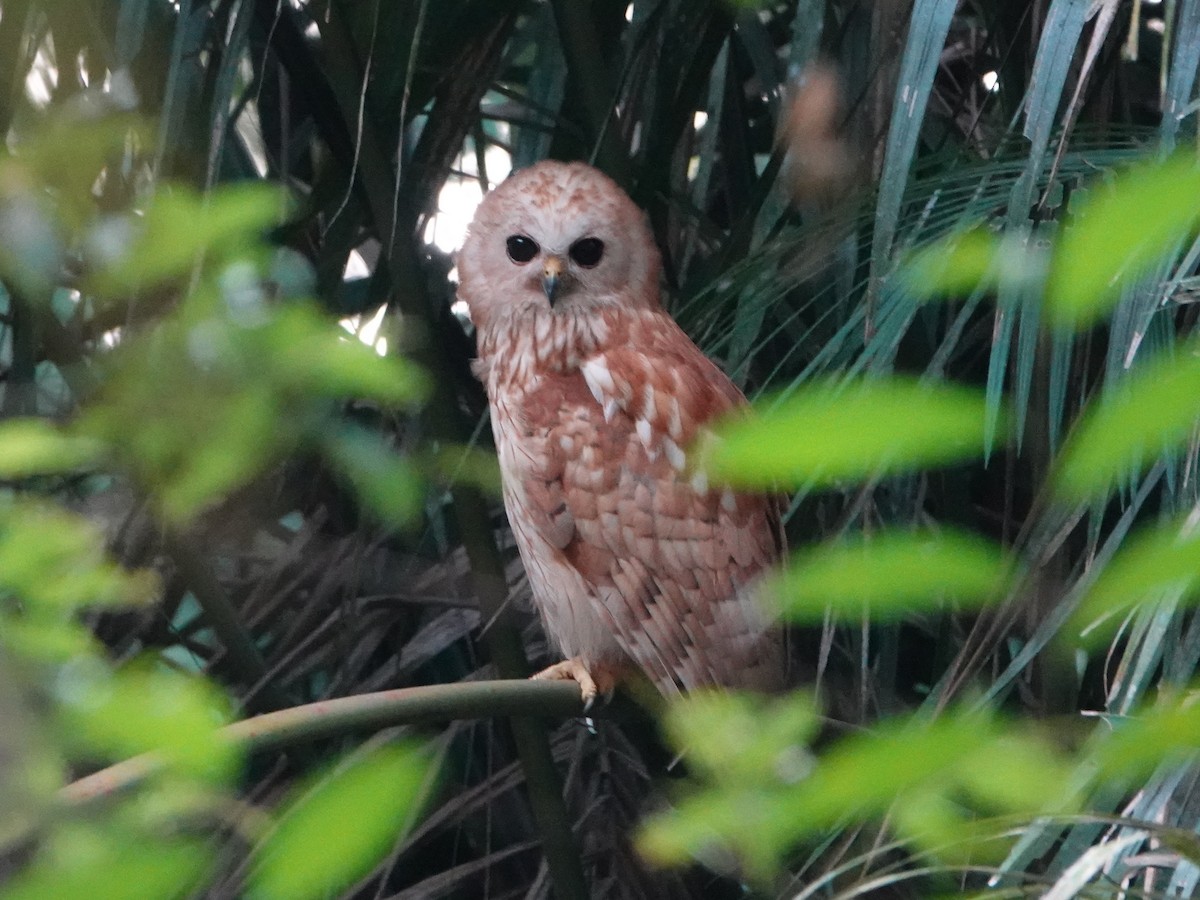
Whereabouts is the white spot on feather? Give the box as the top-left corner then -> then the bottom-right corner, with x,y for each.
690,470 -> 708,493
642,384 -> 658,423
663,437 -> 686,471
581,357 -> 615,408
668,398 -> 683,439
603,398 -> 618,422
636,418 -> 653,447
721,488 -> 737,512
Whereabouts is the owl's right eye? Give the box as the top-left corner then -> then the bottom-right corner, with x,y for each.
506,235 -> 539,264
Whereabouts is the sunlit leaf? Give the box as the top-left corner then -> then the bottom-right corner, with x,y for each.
1047,153 -> 1200,329
768,529 -> 1016,621
56,663 -> 238,784
1054,344 -> 1200,500
247,743 -> 431,900
698,378 -> 1002,489
0,419 -> 102,477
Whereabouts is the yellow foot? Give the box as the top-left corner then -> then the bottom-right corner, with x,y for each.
531,657 -> 617,711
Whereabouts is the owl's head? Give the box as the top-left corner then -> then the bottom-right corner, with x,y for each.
457,161 -> 662,329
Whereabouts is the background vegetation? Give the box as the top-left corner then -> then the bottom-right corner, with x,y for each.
4,0 -> 1200,897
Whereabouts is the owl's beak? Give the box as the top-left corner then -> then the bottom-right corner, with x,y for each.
542,256 -> 567,305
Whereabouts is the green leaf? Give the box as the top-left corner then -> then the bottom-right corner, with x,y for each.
419,443 -> 503,497
0,502 -> 159,613
903,229 -> 1047,299
662,692 -> 820,785
1073,516 -> 1200,635
1090,696 -> 1200,779
904,229 -> 999,297
247,744 -> 431,900
1047,153 -> 1200,329
640,706 -> 1075,879
92,183 -> 286,293
1054,344 -> 1200,501
324,429 -> 424,527
270,307 -> 429,405
699,378 -> 1002,489
155,384 -> 283,522
768,529 -> 1016,621
0,419 -> 103,478
56,663 -> 238,784
0,831 -> 210,900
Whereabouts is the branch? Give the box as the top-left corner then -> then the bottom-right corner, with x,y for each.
62,679 -> 584,805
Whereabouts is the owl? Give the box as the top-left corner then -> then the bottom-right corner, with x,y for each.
458,160 -> 783,705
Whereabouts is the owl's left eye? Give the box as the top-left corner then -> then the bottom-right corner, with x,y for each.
569,237 -> 605,268
506,235 -> 539,264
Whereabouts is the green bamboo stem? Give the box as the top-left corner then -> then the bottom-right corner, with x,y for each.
62,679 -> 584,805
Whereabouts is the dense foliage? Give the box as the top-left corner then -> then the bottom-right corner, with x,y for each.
3,0 -> 1200,898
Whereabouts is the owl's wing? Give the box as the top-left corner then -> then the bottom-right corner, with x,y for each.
518,314 -> 783,696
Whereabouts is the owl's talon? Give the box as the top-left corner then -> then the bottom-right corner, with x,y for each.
531,657 -> 616,710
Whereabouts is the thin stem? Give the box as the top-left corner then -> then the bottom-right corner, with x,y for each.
62,679 -> 584,805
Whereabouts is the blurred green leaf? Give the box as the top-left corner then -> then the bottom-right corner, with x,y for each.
768,529 -> 1016,621
1047,154 -> 1200,329
1089,695 -> 1200,780
1054,343 -> 1200,501
0,828 -> 210,900
0,193 -> 63,298
4,116 -> 146,235
662,692 -> 820,785
2,617 -> 99,663
56,662 -> 238,784
699,378 -> 1002,489
271,307 -> 429,405
325,428 -> 423,527
641,706 -> 1076,879
91,183 -> 286,293
0,419 -> 103,477
0,651 -> 63,848
0,502 -> 159,613
82,283 -> 427,524
247,743 -> 431,900
1072,516 -> 1200,638
904,229 -> 1046,299
154,385 -> 282,521
419,443 -> 503,497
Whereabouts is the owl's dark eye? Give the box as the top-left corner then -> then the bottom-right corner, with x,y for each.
506,235 -> 539,264
569,237 -> 605,268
